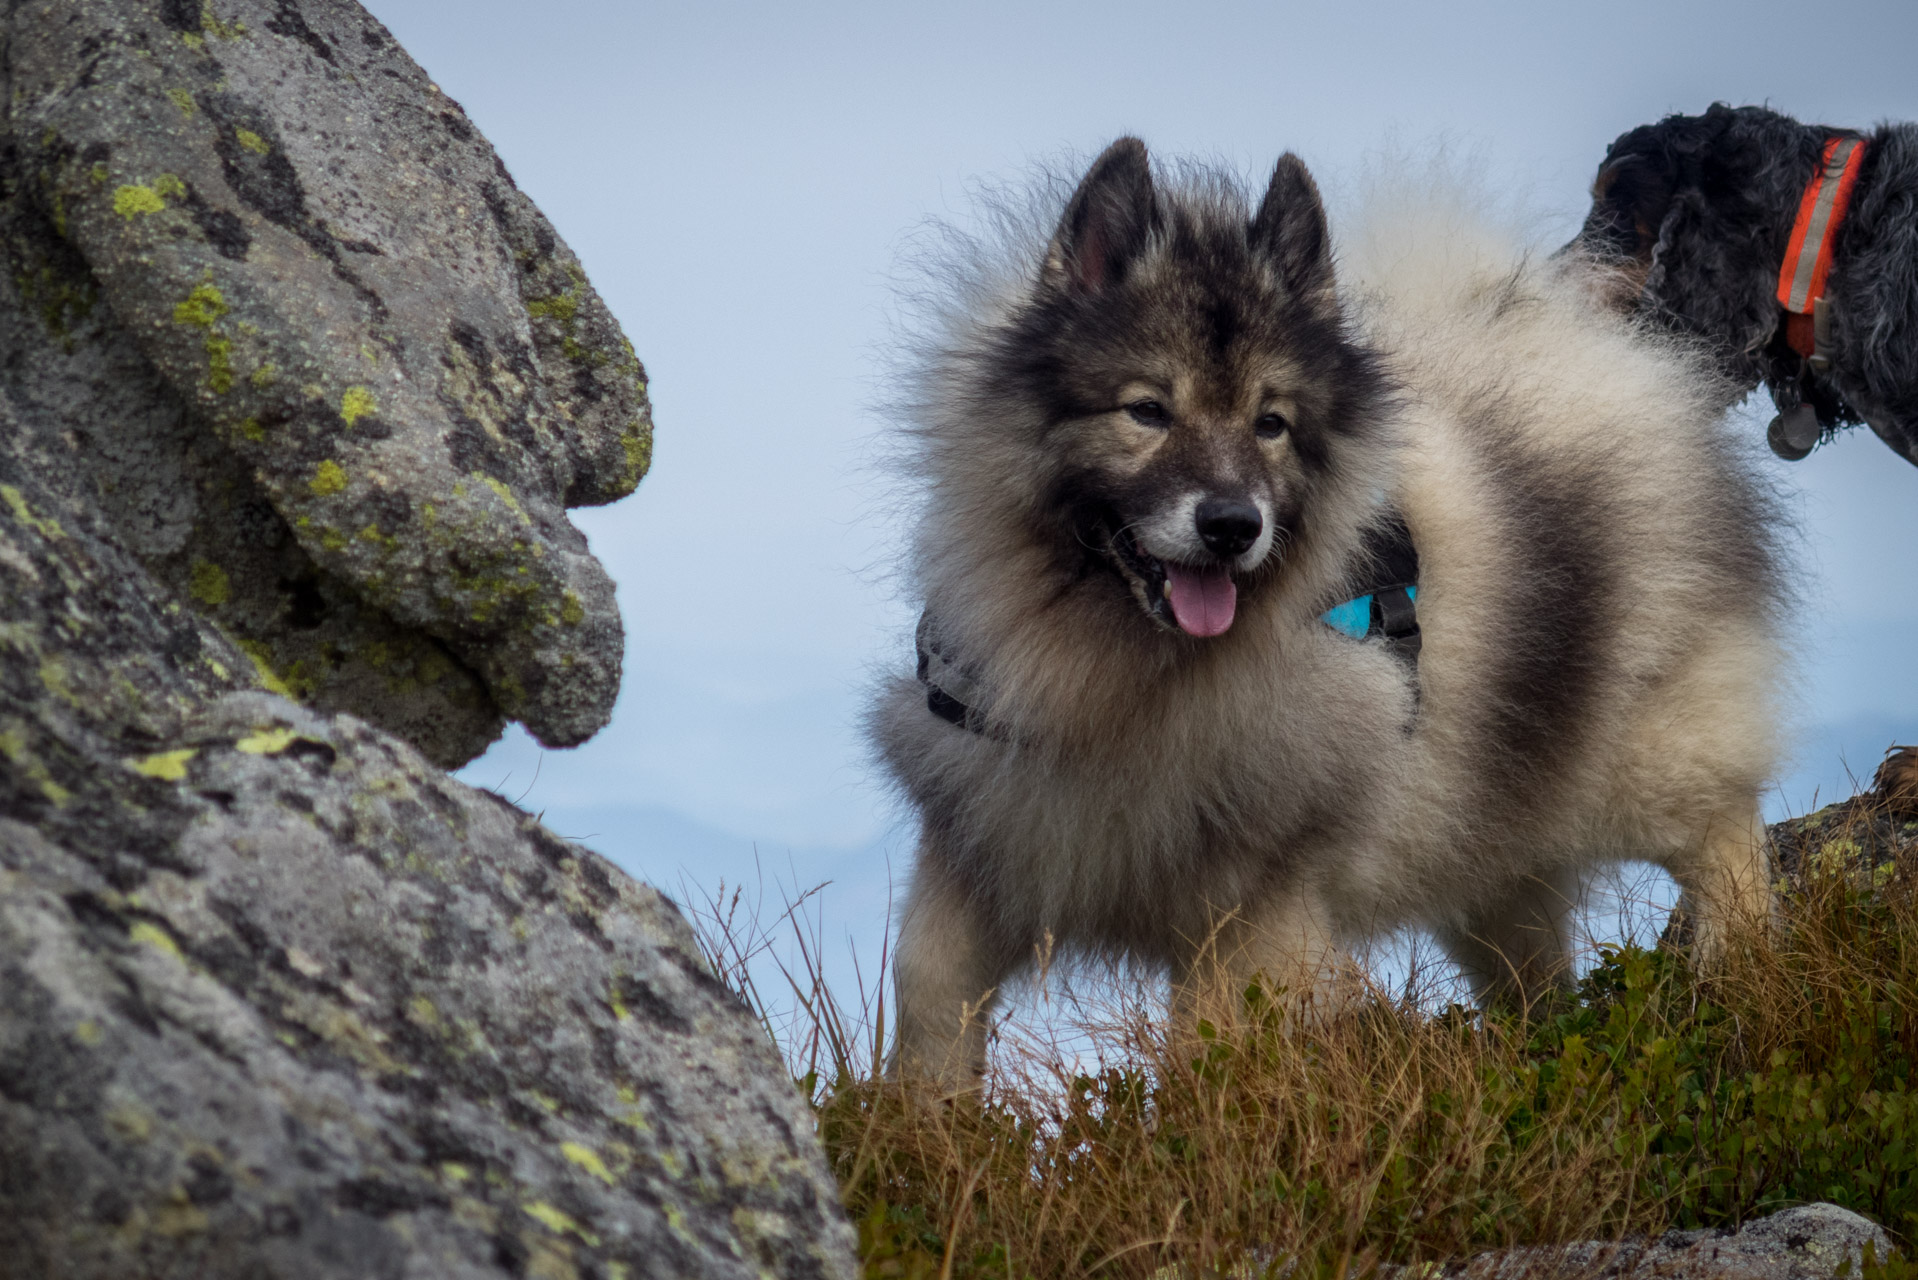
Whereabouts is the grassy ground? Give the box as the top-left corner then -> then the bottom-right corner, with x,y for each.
694,794 -> 1918,1279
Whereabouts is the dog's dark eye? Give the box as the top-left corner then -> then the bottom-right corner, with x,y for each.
1255,412 -> 1289,439
1126,400 -> 1169,427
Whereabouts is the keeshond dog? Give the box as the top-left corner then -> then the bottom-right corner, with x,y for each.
872,138 -> 1786,1088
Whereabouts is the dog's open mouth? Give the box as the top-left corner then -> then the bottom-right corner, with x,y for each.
1102,523 -> 1238,638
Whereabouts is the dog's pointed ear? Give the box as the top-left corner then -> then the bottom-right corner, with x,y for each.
1044,137 -> 1159,295
1252,153 -> 1334,301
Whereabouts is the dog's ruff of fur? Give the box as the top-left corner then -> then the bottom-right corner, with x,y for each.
873,142 -> 1787,1090
1572,103 -> 1918,467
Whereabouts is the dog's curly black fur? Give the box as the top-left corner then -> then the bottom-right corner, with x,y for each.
1573,103 -> 1918,466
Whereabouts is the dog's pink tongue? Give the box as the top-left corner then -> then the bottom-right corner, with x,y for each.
1165,565 -> 1237,637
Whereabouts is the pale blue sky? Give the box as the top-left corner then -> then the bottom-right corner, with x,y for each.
361,1 -> 1918,966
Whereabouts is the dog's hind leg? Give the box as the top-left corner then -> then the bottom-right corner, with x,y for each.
1433,868 -> 1581,1012
889,856 -> 1006,1092
1656,806 -> 1775,967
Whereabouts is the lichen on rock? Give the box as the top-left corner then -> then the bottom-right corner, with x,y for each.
4,0 -> 655,760
0,3 -> 853,1276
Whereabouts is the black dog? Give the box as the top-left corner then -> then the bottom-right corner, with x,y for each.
1572,103 -> 1918,466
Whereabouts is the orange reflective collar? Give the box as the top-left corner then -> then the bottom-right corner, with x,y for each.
1777,136 -> 1868,357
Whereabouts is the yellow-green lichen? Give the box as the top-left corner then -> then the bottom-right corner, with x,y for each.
74,1020 -> 103,1046
235,128 -> 269,155
357,523 -> 400,552
240,417 -> 265,443
235,726 -> 298,755
173,281 -> 234,394
199,1 -> 246,39
320,528 -> 346,552
130,748 -> 197,781
251,362 -> 279,389
340,385 -> 376,426
455,569 -> 544,626
478,474 -> 532,526
113,174 -> 187,221
188,559 -> 230,606
559,591 -> 585,627
618,421 -> 653,491
173,281 -> 227,328
526,292 -> 578,325
113,185 -> 166,220
309,460 -> 347,497
560,1142 -> 615,1186
5,725 -> 73,805
203,335 -> 234,392
1,484 -> 64,539
523,1200 -> 598,1246
236,639 -> 298,697
167,87 -> 197,117
129,920 -> 183,957
614,1085 -> 652,1133
89,162 -> 109,185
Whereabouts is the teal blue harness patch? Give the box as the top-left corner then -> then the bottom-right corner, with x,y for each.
1322,585 -> 1416,639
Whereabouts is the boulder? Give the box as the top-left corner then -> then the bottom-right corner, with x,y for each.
3,0 -> 655,764
1437,1203 -> 1894,1280
0,3 -> 858,1276
0,414 -> 853,1277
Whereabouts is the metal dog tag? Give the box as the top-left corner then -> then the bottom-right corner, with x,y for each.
1768,402 -> 1821,460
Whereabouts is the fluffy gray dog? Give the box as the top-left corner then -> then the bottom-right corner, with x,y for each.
874,140 -> 1788,1090
1572,103 -> 1918,466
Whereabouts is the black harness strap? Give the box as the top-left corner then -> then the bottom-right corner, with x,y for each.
1357,513 -> 1421,666
916,612 -> 988,732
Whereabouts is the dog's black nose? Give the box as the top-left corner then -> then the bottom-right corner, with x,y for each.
1195,498 -> 1262,558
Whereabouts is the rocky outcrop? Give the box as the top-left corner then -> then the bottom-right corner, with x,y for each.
0,3 -> 857,1277
3,0 -> 653,765
1769,784 -> 1918,887
1430,1203 -> 1893,1280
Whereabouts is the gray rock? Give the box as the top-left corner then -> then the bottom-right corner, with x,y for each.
2,0 -> 654,762
0,455 -> 855,1275
0,4 -> 857,1276
1442,1204 -> 1894,1280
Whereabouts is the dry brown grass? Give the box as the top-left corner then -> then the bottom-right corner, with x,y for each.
688,795 -> 1918,1279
